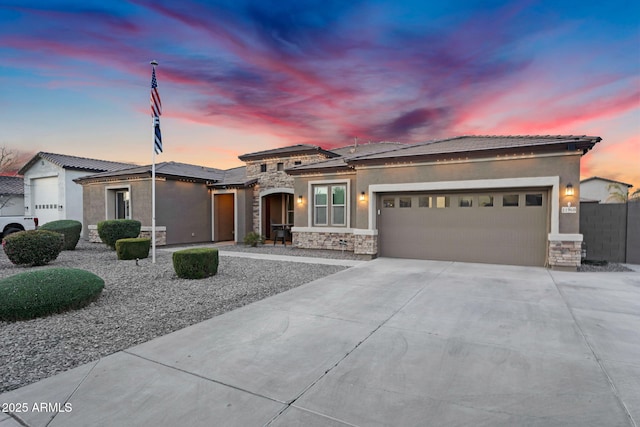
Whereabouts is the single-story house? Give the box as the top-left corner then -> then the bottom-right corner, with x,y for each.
580,176 -> 633,203
74,135 -> 600,269
0,176 -> 25,216
287,135 -> 601,269
74,145 -> 340,245
18,152 -> 134,229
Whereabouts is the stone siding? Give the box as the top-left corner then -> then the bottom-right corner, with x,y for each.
87,225 -> 167,246
354,233 -> 377,255
548,240 -> 582,269
248,153 -> 328,233
293,231 -> 354,252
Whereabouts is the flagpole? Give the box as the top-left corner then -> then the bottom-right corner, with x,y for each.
150,60 -> 158,264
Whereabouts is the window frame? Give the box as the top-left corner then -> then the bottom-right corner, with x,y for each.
308,179 -> 350,228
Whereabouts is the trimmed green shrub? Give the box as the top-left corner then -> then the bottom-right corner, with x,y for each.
39,219 -> 82,250
173,248 -> 219,279
97,219 -> 141,249
2,230 -> 64,266
115,238 -> 151,260
0,268 -> 104,321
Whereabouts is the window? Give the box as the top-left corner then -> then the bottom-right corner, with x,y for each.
383,198 -> 395,208
526,193 -> 543,206
418,196 -> 431,208
115,190 -> 130,219
260,164 -> 267,173
503,194 -> 519,207
277,162 -> 284,171
399,197 -> 412,208
332,186 -> 346,225
479,195 -> 493,207
314,186 -> 328,225
459,196 -> 473,207
435,196 -> 450,208
294,161 -> 302,165
313,184 -> 347,226
286,194 -> 294,224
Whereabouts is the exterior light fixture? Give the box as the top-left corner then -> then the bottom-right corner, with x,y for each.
565,183 -> 574,196
360,192 -> 366,201
297,195 -> 303,204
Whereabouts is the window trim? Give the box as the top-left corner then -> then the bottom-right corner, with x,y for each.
104,184 -> 132,220
308,179 -> 350,228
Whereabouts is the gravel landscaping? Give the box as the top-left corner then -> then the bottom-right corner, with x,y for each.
0,241 -> 350,394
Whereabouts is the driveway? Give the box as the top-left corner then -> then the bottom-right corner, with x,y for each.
1,258 -> 639,426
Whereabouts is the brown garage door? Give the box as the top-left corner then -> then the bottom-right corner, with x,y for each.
377,190 -> 549,266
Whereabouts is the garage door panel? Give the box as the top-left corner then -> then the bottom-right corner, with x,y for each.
32,177 -> 60,226
378,191 -> 548,266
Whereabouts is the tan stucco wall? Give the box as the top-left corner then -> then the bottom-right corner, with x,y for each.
81,178 -> 212,245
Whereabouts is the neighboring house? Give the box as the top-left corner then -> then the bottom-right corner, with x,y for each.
287,135 -> 601,269
580,176 -> 633,203
18,152 -> 134,230
74,145 -> 339,246
0,176 -> 25,216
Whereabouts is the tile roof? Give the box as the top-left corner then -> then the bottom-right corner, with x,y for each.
286,142 -> 407,174
580,176 -> 633,188
238,144 -> 338,161
208,166 -> 258,188
73,161 -> 225,183
347,135 -> 602,163
0,176 -> 23,195
19,152 -> 135,175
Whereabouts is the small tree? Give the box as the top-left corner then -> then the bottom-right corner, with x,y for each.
605,183 -> 627,203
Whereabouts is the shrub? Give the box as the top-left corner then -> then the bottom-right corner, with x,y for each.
173,248 -> 219,279
0,268 -> 104,321
39,219 -> 83,250
97,219 -> 141,249
115,238 -> 151,260
2,230 -> 64,266
244,231 -> 265,247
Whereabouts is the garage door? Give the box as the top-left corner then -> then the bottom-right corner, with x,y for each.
378,189 -> 549,266
32,177 -> 60,226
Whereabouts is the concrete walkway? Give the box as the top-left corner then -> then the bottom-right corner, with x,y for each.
1,259 -> 639,426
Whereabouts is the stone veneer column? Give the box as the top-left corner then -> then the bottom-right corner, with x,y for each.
548,237 -> 582,270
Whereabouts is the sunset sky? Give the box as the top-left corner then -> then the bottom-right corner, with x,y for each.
1,1 -> 638,189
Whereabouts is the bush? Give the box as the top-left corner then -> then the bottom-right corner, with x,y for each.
2,230 -> 64,266
244,231 -> 265,247
173,248 -> 219,279
97,219 -> 141,250
115,238 -> 151,260
39,219 -> 83,250
0,268 -> 104,321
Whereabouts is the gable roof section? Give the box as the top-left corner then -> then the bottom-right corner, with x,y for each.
580,176 -> 633,188
286,142 -> 407,174
73,161 -> 225,184
346,135 -> 602,165
19,152 -> 135,175
0,176 -> 24,195
208,166 -> 258,189
238,144 -> 339,162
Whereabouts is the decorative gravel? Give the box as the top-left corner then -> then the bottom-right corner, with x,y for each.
0,241 -> 349,394
578,262 -> 633,272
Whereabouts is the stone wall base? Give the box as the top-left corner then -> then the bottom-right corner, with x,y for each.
293,231 -> 378,256
548,240 -> 581,270
87,225 -> 167,246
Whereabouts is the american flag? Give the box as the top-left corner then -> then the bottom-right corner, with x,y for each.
151,67 -> 162,154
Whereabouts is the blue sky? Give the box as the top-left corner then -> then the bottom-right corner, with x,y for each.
1,0 -> 638,187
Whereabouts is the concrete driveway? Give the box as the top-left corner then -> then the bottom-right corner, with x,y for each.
1,258 -> 639,426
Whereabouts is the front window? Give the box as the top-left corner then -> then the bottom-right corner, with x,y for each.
313,184 -> 347,226
115,190 -> 130,219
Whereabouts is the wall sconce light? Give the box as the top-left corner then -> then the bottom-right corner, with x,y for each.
297,195 -> 303,204
565,183 -> 574,197
360,191 -> 366,201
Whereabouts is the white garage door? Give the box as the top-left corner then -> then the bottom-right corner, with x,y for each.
32,177 -> 60,226
378,189 -> 549,266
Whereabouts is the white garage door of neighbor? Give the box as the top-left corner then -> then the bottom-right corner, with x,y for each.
32,177 -> 60,226
377,189 -> 549,266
